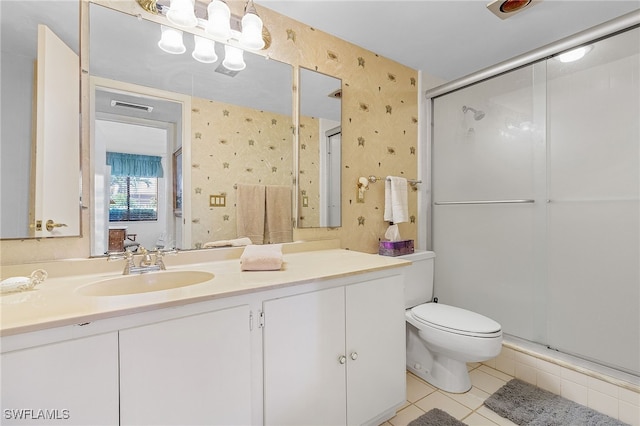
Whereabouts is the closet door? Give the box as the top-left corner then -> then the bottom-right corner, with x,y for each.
431,63 -> 547,342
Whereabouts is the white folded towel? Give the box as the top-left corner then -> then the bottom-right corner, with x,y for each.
383,176 -> 408,223
203,237 -> 253,248
240,244 -> 283,271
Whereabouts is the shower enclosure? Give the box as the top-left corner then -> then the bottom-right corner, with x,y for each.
428,20 -> 639,376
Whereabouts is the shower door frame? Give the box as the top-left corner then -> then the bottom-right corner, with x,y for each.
424,11 -> 640,376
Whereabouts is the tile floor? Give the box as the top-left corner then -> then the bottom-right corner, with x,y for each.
383,363 -> 519,426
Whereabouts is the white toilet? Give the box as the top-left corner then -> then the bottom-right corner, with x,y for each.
401,251 -> 502,393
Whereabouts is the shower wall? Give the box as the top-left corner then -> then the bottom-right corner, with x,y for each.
431,27 -> 639,375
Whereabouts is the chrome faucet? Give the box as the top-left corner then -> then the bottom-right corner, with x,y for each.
108,246 -> 177,275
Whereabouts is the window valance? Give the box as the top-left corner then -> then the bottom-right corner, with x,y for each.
106,152 -> 164,178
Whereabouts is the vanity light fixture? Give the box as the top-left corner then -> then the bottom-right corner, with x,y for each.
147,0 -> 268,72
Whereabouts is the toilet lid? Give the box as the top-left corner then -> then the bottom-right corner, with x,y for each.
411,303 -> 501,335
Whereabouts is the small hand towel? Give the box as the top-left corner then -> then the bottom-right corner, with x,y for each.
240,244 -> 283,271
383,176 -> 409,223
236,184 -> 266,244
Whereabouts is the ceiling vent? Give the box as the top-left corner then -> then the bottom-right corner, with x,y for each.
486,0 -> 541,19
110,100 -> 154,112
214,63 -> 240,77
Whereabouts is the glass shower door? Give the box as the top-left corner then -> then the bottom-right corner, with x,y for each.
431,63 -> 548,343
545,28 -> 640,374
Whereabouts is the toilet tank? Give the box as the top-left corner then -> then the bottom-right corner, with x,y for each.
399,251 -> 436,309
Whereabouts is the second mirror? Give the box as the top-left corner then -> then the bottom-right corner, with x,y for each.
298,68 -> 342,228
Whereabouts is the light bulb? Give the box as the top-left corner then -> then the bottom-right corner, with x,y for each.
206,0 -> 231,40
239,11 -> 264,50
166,0 -> 197,28
557,45 -> 593,63
192,35 -> 218,63
222,45 -> 246,71
158,25 -> 186,54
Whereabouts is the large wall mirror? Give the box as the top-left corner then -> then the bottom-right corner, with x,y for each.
89,3 -> 293,255
297,67 -> 342,228
1,1 -> 81,239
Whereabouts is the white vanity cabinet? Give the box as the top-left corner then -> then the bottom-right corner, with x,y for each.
263,274 -> 406,426
0,332 -> 119,425
118,304 -> 252,426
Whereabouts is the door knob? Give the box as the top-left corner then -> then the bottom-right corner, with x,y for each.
338,355 -> 346,365
46,220 -> 68,232
350,352 -> 358,361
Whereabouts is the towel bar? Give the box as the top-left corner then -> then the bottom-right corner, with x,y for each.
368,176 -> 422,186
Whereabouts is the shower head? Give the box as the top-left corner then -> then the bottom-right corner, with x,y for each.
462,105 -> 485,121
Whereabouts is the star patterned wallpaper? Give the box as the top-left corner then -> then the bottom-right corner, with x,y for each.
255,2 -> 419,253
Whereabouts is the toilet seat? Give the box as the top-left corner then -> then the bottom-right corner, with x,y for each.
410,303 -> 502,338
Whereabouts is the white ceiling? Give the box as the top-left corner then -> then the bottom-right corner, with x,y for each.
257,0 -> 640,82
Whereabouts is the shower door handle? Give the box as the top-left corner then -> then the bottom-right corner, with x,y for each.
434,199 -> 535,205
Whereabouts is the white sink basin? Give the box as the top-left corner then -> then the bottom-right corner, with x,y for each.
76,271 -> 214,297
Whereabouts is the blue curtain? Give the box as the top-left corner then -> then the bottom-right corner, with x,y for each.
106,152 -> 164,178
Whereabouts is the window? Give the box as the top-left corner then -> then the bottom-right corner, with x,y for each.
109,176 -> 158,222
106,152 -> 163,222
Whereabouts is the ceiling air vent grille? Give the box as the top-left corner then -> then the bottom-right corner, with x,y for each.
110,100 -> 154,112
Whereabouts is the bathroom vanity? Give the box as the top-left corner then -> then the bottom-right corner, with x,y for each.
0,246 -> 409,426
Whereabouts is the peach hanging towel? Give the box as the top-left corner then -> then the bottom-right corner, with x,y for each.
265,185 -> 292,244
236,184 -> 266,244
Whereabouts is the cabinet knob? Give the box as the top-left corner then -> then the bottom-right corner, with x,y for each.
338,355 -> 346,365
350,352 -> 358,361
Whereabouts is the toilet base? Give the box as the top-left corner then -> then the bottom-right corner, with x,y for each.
406,322 -> 476,393
407,355 -> 472,394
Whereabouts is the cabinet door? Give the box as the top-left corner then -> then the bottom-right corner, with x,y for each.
263,287 -> 346,426
119,305 -> 252,426
346,276 -> 406,425
0,332 -> 119,425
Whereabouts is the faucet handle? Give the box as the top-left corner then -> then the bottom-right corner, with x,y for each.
153,248 -> 177,270
108,250 -> 135,275
138,246 -> 153,267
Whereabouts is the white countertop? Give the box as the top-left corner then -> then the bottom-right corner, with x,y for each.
0,249 -> 409,337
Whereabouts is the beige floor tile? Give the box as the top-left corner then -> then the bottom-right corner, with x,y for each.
443,385 -> 491,410
468,362 -> 482,371
414,392 -> 472,420
388,404 -> 425,426
475,406 -> 519,426
470,368 -> 508,394
478,365 -> 513,382
397,400 -> 411,411
463,412 -> 501,426
406,372 -> 436,403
